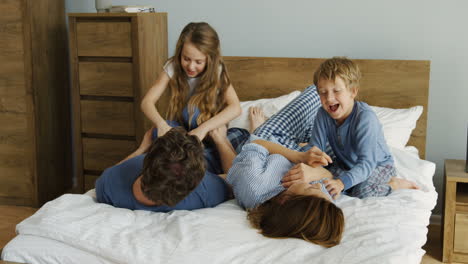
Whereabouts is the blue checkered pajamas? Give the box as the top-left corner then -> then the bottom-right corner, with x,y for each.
328,164 -> 394,198
253,85 -> 322,152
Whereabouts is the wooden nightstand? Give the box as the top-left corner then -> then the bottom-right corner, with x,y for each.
442,159 -> 468,263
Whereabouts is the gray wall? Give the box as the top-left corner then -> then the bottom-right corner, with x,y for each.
66,0 -> 468,214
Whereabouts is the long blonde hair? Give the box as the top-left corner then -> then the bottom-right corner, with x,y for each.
166,22 -> 231,128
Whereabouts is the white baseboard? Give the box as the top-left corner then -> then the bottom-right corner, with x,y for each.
430,214 -> 441,226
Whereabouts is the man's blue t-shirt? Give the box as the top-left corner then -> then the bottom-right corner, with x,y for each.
95,154 -> 230,212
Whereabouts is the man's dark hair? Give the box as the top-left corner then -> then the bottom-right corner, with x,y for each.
140,127 -> 205,206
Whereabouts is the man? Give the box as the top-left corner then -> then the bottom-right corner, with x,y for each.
95,126 -> 249,212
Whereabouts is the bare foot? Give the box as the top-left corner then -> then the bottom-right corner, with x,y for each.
248,106 -> 267,133
388,177 -> 420,190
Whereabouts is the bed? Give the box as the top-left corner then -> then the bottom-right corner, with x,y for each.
1,57 -> 436,264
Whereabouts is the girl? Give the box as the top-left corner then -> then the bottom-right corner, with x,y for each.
141,22 -> 241,141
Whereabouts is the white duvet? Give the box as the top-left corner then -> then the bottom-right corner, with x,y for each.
3,147 -> 437,264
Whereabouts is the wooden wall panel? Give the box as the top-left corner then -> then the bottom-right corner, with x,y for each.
0,113 -> 33,204
0,0 -> 33,206
29,0 -> 71,205
0,0 -> 71,206
0,1 -> 25,97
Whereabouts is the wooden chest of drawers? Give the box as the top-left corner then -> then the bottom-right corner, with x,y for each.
68,13 -> 168,192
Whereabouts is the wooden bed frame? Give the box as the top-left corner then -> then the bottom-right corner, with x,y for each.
223,57 -> 430,158
0,57 -> 430,264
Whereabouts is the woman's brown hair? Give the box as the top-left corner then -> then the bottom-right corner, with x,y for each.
166,22 -> 231,128
247,194 -> 344,248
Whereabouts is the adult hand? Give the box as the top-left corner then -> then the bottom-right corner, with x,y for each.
302,146 -> 332,168
324,179 -> 344,200
188,126 -> 209,141
157,122 -> 172,137
282,163 -> 315,188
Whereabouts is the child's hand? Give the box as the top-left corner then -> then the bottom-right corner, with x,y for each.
188,126 -> 208,141
324,179 -> 344,200
302,146 -> 332,167
157,123 -> 172,137
138,127 -> 154,153
282,163 -> 315,188
209,125 -> 228,141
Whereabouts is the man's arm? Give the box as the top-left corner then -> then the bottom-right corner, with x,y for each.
209,126 -> 237,174
116,128 -> 153,165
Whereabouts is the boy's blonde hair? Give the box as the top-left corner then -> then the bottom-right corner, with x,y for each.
313,57 -> 361,91
166,22 -> 231,128
247,194 -> 345,248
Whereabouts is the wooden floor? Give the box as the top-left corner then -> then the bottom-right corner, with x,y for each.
0,206 -> 456,263
0,206 -> 37,250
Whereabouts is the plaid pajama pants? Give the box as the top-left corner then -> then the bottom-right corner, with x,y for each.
222,85 -> 323,154
328,164 -> 395,198
253,85 -> 321,152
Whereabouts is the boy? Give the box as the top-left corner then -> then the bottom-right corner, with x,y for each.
253,57 -> 418,199
305,57 -> 417,198
95,127 -> 244,212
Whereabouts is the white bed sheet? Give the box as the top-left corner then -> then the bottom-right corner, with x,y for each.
2,147 -> 437,264
2,235 -> 112,264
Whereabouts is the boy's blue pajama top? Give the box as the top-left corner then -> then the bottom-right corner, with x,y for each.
310,101 -> 393,191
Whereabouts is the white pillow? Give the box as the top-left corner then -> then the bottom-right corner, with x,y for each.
390,145 -> 435,192
370,105 -> 423,149
229,90 -> 423,150
228,90 -> 301,130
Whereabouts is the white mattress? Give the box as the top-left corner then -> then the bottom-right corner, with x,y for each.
2,147 -> 437,264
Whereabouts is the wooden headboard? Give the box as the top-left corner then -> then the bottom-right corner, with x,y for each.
224,57 -> 430,158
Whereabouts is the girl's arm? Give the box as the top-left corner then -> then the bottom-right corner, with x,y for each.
188,84 -> 242,140
140,71 -> 172,137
